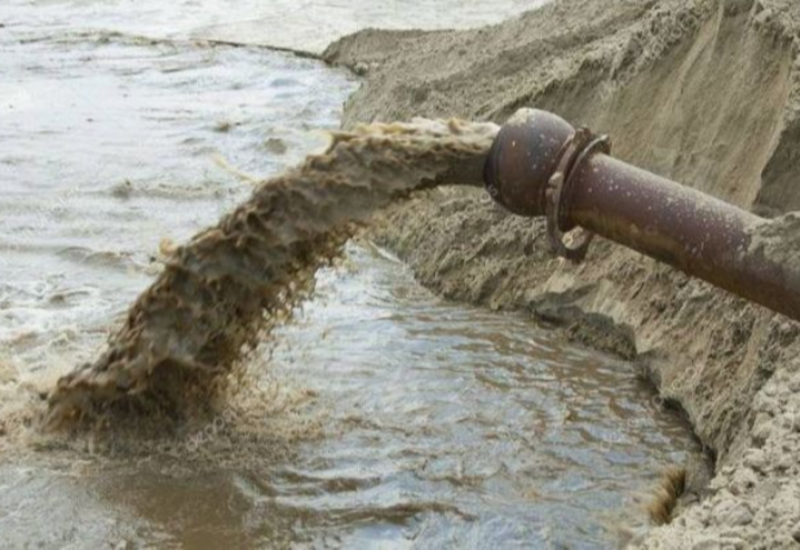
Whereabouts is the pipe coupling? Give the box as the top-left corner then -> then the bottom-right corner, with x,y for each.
484,109 -> 610,262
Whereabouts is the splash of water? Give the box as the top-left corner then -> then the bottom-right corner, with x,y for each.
47,119 -> 498,426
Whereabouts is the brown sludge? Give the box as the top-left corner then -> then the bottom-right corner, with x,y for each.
47,118 -> 498,426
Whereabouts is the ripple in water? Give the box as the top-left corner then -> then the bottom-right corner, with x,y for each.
0,243 -> 699,548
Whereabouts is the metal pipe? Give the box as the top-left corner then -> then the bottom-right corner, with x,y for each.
483,108 -> 800,322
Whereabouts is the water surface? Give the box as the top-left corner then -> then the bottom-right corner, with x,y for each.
0,244 -> 698,548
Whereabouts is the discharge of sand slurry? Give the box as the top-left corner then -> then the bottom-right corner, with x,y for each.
47,119 -> 498,425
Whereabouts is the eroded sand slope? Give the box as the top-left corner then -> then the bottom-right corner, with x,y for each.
325,0 -> 800,546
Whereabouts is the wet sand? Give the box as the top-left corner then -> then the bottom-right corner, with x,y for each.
324,0 -> 800,546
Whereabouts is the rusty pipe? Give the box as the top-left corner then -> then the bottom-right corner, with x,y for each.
484,108 -> 800,322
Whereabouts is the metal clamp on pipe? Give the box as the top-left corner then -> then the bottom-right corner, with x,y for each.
484,108 -> 800,322
545,127 -> 610,262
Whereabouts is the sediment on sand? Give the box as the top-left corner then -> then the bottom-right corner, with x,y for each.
324,0 -> 800,546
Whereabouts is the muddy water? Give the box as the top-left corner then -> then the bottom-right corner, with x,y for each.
0,243 -> 699,548
0,0 -> 699,547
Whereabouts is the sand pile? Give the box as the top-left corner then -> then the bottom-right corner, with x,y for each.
48,118 -> 497,426
324,0 -> 800,546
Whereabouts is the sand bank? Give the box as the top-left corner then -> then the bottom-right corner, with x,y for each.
325,0 -> 800,546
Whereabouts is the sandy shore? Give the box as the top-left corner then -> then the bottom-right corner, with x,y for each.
324,0 -> 800,546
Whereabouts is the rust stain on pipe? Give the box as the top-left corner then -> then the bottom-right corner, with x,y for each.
484,108 -> 800,322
